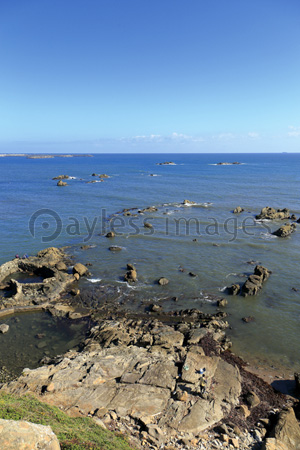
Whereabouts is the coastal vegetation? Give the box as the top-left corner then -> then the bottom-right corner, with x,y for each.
0,393 -> 134,450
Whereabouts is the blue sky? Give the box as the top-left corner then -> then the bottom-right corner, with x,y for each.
0,0 -> 300,153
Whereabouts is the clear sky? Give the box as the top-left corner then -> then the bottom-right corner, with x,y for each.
0,0 -> 300,153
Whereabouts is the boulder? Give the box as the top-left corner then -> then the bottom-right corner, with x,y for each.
124,269 -> 137,283
273,223 -> 296,237
256,207 -> 290,220
158,277 -> 169,286
144,222 -> 153,229
241,279 -> 261,296
55,262 -> 67,272
127,263 -> 136,271
72,263 -> 89,277
105,231 -> 115,238
227,284 -> 240,295
240,265 -> 271,296
246,390 -> 260,408
150,304 -> 162,312
262,407 -> 300,450
0,419 -> 60,450
233,206 -> 244,214
217,298 -> 228,307
254,265 -> 271,281
0,324 -> 9,334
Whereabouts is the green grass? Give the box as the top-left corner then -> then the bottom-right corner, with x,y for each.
0,393 -> 135,450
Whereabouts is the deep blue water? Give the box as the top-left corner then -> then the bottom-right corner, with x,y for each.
0,153 -> 299,372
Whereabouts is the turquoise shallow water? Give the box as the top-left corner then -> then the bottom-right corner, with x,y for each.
0,153 -> 299,372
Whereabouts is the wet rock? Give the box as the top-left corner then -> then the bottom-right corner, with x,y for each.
150,304 -> 162,313
241,265 -> 271,296
256,207 -> 290,220
109,246 -> 122,252
126,263 -> 136,271
73,263 -> 89,277
0,419 -> 60,450
57,180 -> 67,186
0,324 -> 9,334
217,298 -> 228,307
272,223 -> 296,237
233,206 -> 244,214
105,231 -> 115,238
158,277 -> 169,286
254,265 -> 271,281
242,279 -> 261,296
124,269 -> 137,283
227,284 -> 240,295
144,222 -> 153,229
52,174 -> 69,180
73,273 -> 80,281
183,199 -> 197,205
242,316 -> 255,323
290,214 -> 297,220
189,272 -> 197,277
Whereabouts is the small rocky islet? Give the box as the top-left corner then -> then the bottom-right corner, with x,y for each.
0,240 -> 299,449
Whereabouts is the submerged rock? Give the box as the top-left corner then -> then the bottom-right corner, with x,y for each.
158,277 -> 169,286
144,222 -> 153,229
108,246 -> 122,252
233,206 -> 244,214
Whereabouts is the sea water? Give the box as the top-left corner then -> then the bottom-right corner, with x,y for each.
0,153 -> 299,372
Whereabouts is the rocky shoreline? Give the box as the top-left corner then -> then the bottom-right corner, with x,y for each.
1,304 -> 299,449
0,248 -> 299,449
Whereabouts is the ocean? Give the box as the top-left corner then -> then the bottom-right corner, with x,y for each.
0,153 -> 299,373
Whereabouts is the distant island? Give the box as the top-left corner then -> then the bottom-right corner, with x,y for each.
216,161 -> 241,165
0,154 -> 93,158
